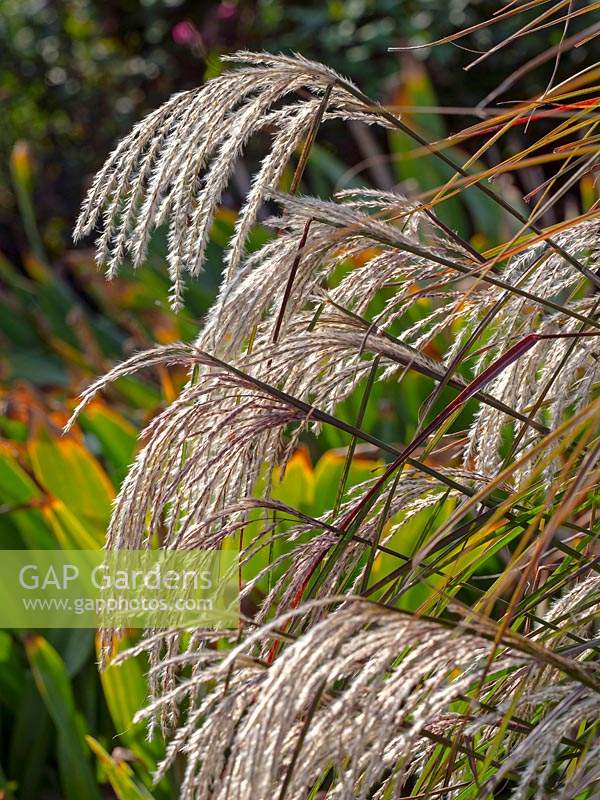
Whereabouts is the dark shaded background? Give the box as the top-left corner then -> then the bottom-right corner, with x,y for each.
2,0 -> 595,260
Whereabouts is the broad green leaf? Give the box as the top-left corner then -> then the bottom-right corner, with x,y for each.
271,448 -> 315,512
0,631 -> 24,709
25,634 -> 102,800
113,376 -> 161,410
9,675 -> 52,799
100,636 -> 164,772
86,736 -> 155,800
48,628 -> 95,677
0,416 -> 27,441
242,450 -> 316,590
0,448 -> 54,549
28,426 -> 114,533
368,497 -> 456,611
312,450 -> 382,516
44,499 -> 105,549
0,445 -> 42,504
80,402 -> 137,482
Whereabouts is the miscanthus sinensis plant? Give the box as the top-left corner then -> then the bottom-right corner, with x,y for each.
70,8 -> 600,799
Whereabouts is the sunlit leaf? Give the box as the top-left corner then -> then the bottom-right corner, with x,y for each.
86,736 -> 155,800
28,425 -> 114,534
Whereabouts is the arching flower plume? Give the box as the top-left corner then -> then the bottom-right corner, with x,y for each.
71,41 -> 600,800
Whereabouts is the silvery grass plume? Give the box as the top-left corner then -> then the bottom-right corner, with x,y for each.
74,51 -> 392,309
71,49 -> 600,799
112,594 -> 600,800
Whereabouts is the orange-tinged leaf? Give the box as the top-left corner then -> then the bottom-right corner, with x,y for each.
0,449 -> 55,548
272,447 -> 315,512
28,426 -> 114,533
42,499 -> 104,549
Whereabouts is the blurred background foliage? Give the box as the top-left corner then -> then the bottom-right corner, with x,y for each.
2,0 -> 596,255
1,1 -> 598,797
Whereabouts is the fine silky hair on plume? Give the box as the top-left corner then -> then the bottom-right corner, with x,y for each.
72,16 -> 600,800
